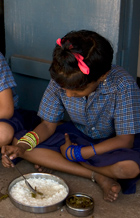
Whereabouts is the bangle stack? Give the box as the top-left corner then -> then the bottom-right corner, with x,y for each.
65,145 -> 86,162
17,131 -> 40,151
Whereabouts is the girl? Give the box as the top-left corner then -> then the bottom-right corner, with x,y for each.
2,30 -> 140,202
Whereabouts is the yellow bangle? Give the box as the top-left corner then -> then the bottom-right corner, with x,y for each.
17,140 -> 32,151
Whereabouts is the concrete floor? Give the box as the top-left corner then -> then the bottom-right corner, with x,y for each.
0,159 -> 140,218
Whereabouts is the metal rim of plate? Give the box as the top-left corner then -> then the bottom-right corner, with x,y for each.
8,172 -> 69,214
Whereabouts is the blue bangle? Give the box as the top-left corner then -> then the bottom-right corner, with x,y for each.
65,146 -> 73,161
73,145 -> 86,162
70,146 -> 76,161
91,143 -> 96,155
65,145 -> 76,161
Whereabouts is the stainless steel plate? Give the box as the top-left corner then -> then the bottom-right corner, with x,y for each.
8,173 -> 69,214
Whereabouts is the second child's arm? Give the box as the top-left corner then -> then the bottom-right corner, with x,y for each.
0,88 -> 14,119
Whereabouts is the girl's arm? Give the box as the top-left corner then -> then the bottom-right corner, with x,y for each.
0,88 -> 14,119
60,133 -> 134,160
1,120 -> 58,160
81,134 -> 134,159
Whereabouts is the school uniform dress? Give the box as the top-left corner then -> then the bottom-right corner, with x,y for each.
17,64 -> 140,194
0,52 -> 18,107
37,65 -> 140,194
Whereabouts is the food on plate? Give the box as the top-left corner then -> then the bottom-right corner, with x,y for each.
10,177 -> 68,207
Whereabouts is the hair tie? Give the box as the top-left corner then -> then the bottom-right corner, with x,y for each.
56,38 -> 90,75
56,38 -> 62,47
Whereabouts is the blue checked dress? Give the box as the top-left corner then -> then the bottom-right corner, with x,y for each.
36,65 -> 140,194
0,52 -> 18,108
38,65 -> 140,138
0,53 -> 41,134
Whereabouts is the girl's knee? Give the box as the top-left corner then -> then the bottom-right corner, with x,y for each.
115,161 -> 140,179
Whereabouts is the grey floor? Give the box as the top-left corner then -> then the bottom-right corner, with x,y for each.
0,159 -> 140,218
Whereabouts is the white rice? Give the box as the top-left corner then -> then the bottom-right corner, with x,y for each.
10,177 -> 68,207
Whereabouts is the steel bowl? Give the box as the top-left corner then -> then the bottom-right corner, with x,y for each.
8,172 -> 69,214
66,193 -> 94,217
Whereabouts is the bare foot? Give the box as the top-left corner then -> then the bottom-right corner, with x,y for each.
95,174 -> 121,202
34,164 -> 53,173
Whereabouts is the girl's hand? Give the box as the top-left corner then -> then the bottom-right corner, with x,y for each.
60,133 -> 77,158
60,133 -> 71,157
1,144 -> 26,168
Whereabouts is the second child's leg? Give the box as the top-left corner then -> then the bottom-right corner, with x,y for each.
0,122 -> 14,147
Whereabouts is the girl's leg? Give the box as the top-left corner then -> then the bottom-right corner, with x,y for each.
22,148 -> 93,178
81,161 -> 140,202
20,147 -> 140,202
81,160 -> 140,179
0,122 -> 14,147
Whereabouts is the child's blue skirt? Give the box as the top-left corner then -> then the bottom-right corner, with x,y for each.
0,109 -> 41,133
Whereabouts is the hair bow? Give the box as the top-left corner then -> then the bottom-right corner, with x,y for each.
56,38 -> 90,75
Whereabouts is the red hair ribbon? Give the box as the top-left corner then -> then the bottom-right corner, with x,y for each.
56,38 -> 90,75
56,38 -> 62,47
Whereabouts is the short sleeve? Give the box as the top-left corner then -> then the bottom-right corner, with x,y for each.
0,53 -> 17,91
38,80 -> 65,122
114,81 -> 140,135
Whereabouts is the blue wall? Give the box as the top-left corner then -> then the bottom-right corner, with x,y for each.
4,0 -> 140,111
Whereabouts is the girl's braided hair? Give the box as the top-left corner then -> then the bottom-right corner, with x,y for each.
49,30 -> 113,90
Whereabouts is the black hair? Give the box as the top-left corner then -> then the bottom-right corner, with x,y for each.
49,30 -> 113,90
